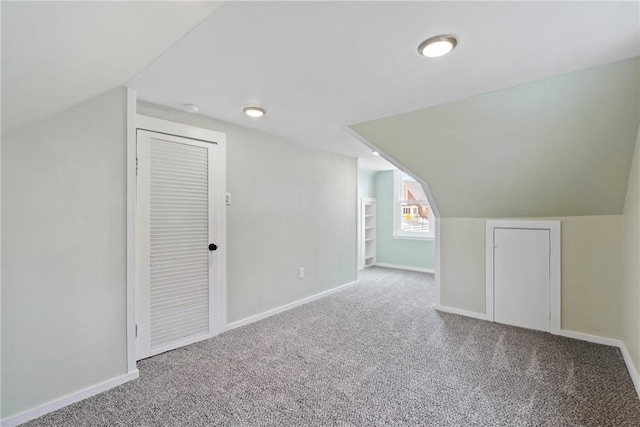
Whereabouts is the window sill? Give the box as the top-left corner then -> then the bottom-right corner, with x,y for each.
392,234 -> 435,241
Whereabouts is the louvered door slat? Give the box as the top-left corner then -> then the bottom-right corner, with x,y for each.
151,322 -> 210,347
149,138 -> 209,351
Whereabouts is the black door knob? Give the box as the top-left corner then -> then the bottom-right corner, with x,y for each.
208,243 -> 218,251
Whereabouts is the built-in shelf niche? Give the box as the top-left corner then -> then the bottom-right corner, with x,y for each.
362,197 -> 376,267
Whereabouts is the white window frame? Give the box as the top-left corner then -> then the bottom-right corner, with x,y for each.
392,170 -> 434,240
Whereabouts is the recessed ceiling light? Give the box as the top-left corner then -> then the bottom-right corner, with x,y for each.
372,151 -> 380,156
183,104 -> 199,113
417,35 -> 458,58
243,106 -> 266,118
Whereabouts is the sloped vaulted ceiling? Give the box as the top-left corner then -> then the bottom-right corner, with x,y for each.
127,1 -> 638,172
1,1 -> 222,134
351,57 -> 640,218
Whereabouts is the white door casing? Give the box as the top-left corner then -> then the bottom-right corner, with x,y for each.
135,117 -> 226,360
486,220 -> 561,334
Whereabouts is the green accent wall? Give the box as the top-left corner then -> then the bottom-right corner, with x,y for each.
375,171 -> 435,270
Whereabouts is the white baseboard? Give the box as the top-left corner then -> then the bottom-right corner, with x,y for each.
538,330 -> 640,399
4,303 -> 639,426
557,329 -> 621,347
374,263 -> 435,274
431,312 -> 640,399
619,341 -> 640,398
1,370 -> 139,427
434,305 -> 488,320
226,280 -> 359,331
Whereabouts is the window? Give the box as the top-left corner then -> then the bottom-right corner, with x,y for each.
393,170 -> 434,239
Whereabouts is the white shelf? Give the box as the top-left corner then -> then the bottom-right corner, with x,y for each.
361,197 -> 376,268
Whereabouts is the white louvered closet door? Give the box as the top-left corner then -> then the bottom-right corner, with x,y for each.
136,129 -> 219,360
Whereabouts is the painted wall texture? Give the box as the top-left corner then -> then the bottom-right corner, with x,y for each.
352,57 -> 640,218
2,88 -> 128,418
623,126 -> 640,376
358,170 -> 376,199
137,102 -> 358,324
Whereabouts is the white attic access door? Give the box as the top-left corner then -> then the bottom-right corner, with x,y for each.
486,220 -> 561,334
135,116 -> 227,360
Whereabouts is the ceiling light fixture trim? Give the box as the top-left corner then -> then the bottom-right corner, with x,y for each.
417,35 -> 458,58
243,106 -> 266,117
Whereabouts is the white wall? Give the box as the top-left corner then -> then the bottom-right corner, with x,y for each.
440,216 -> 624,339
439,219 -> 486,313
623,126 -> 640,374
137,102 -> 358,323
1,88 -> 128,418
358,169 -> 376,199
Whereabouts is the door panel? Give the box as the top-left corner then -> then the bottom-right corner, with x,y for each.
136,130 -> 216,360
494,228 -> 550,332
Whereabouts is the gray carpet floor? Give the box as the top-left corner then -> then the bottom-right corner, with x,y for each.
26,267 -> 640,426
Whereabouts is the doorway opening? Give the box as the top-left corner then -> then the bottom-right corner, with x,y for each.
357,165 -> 436,274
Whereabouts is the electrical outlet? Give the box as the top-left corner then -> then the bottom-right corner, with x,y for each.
298,267 -> 304,279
